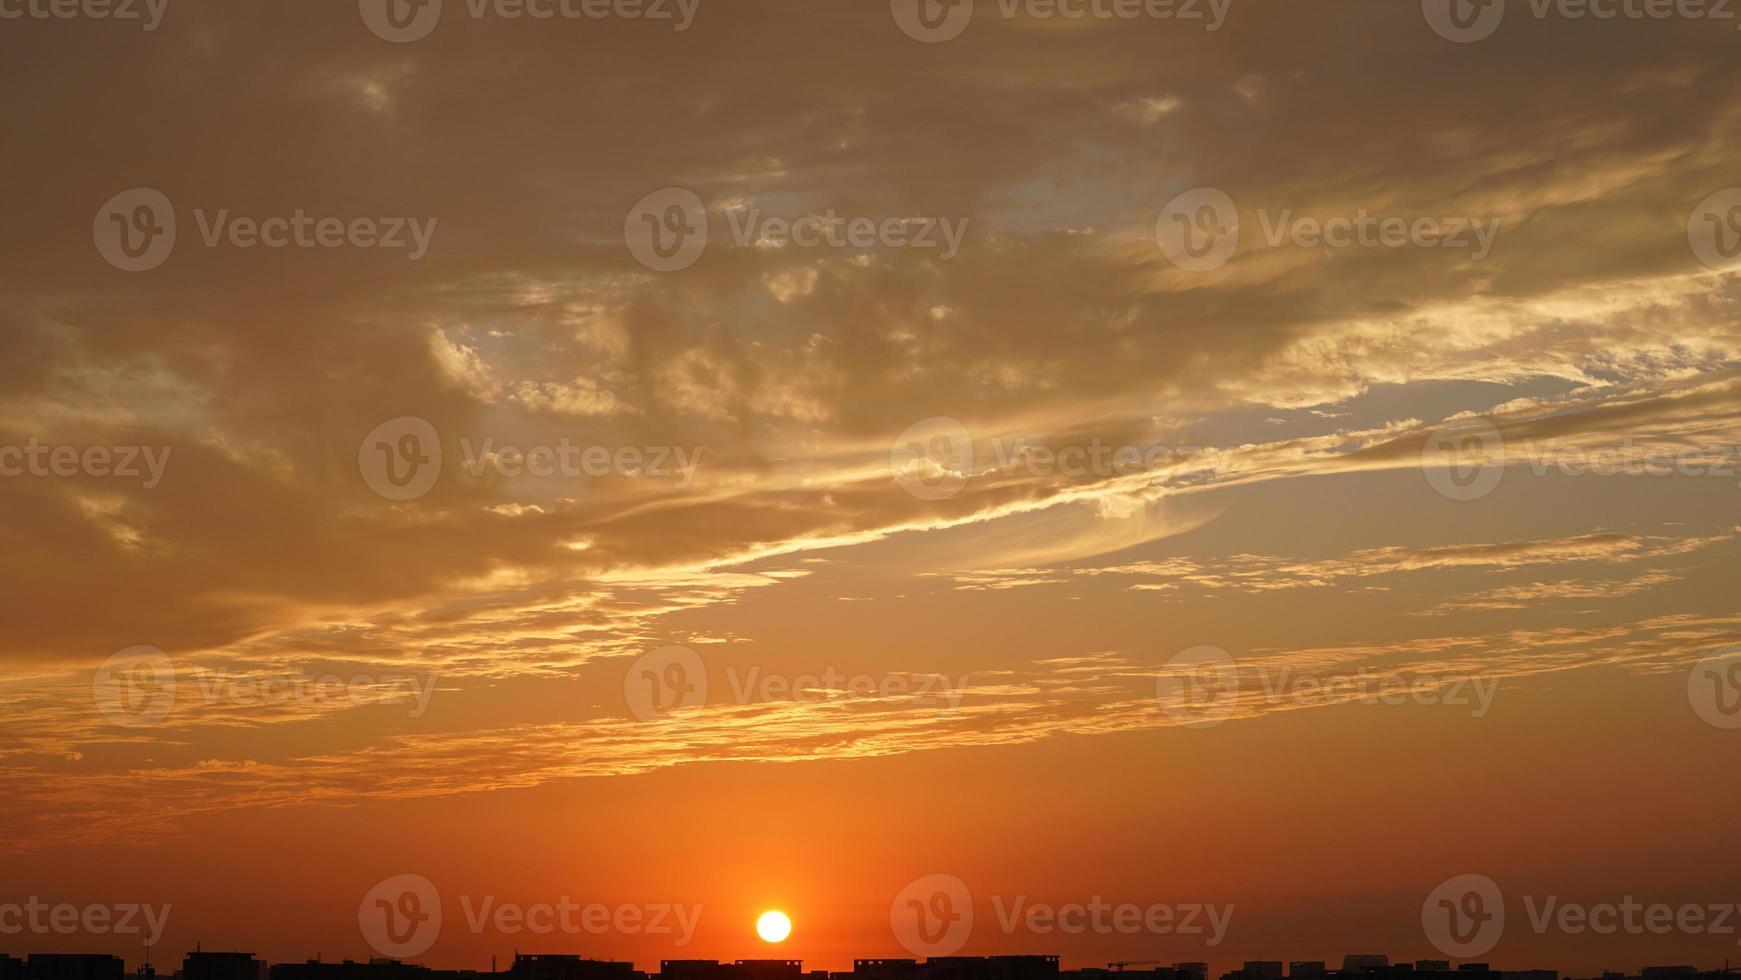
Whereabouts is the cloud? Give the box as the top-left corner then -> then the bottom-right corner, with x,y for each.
6,0 -> 1741,856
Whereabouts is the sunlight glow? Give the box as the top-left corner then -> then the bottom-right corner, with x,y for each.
756,910 -> 792,943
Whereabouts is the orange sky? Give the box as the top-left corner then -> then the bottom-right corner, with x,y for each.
2,0 -> 1740,976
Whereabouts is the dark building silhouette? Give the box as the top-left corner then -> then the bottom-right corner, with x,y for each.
850,962 -> 921,980
185,953 -> 263,980
735,963 -> 803,980
1062,963 -> 1200,980
659,963 -> 727,980
661,960 -> 1050,980
919,957 -> 1058,980
26,956 -> 126,980
13,949 -> 1739,980
504,956 -> 642,980
663,963 -> 807,980
270,960 -> 485,980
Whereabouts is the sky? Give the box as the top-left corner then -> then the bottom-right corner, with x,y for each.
2,0 -> 1740,975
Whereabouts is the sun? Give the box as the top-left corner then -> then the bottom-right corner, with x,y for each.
755,910 -> 792,943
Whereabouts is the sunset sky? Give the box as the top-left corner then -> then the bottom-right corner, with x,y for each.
2,0 -> 1740,976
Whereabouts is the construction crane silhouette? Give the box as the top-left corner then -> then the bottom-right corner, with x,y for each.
1109,963 -> 1164,972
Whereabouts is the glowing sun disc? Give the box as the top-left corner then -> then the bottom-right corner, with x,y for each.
756,910 -> 792,943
